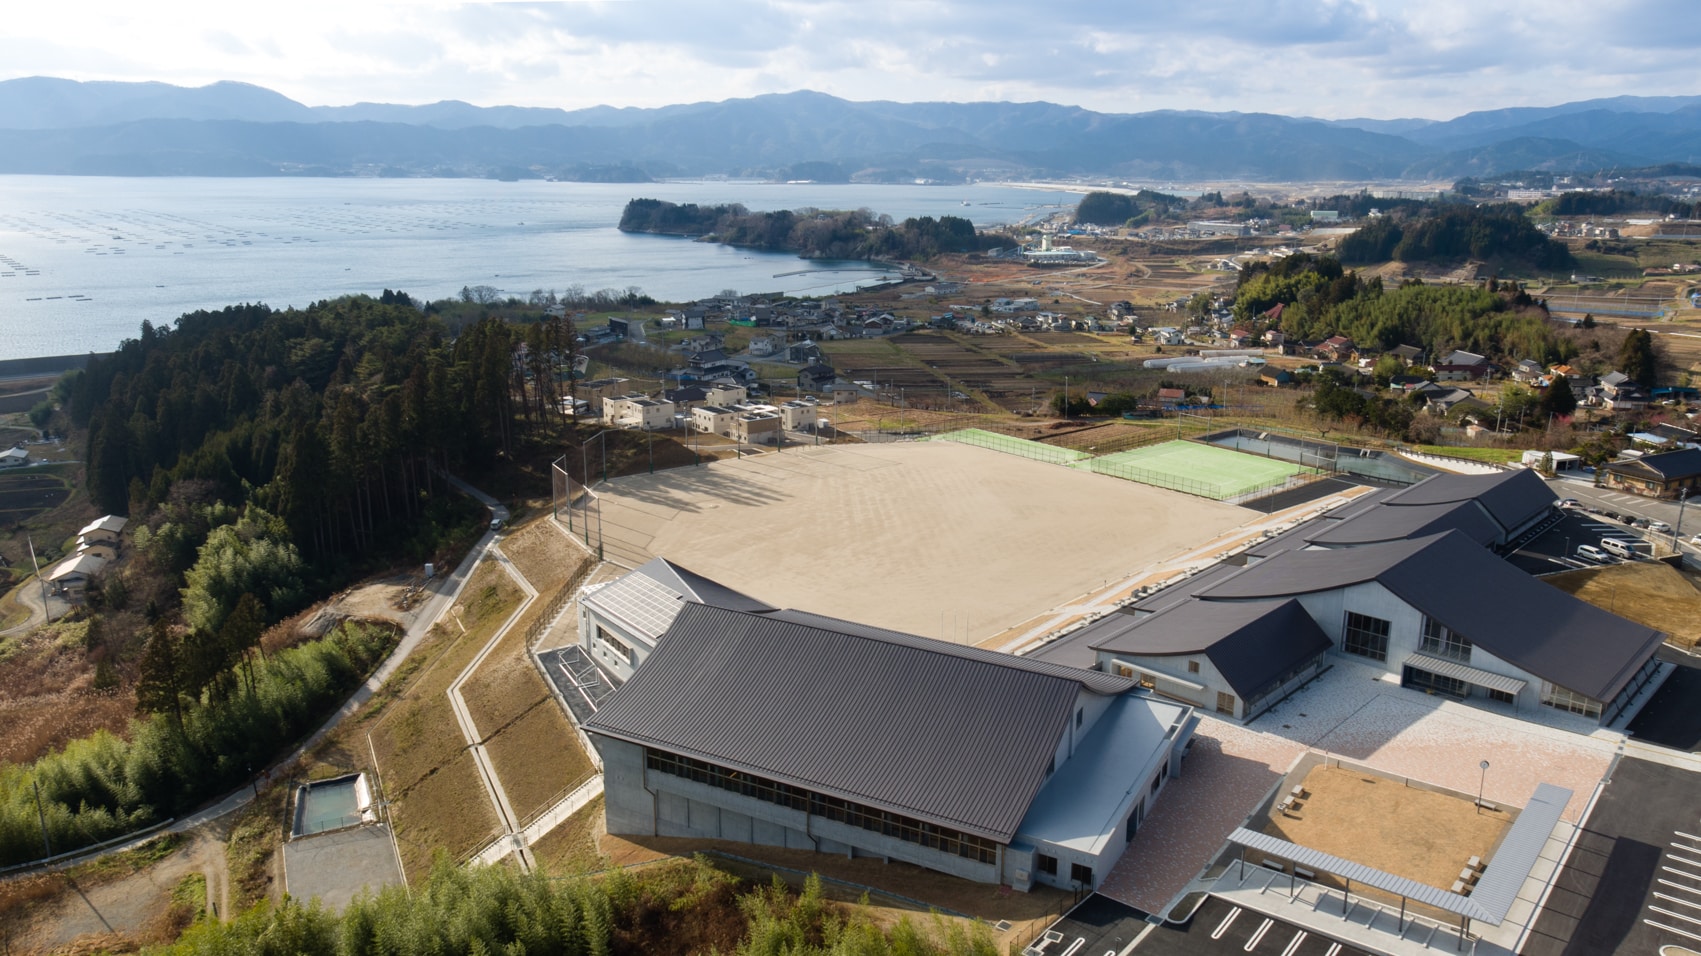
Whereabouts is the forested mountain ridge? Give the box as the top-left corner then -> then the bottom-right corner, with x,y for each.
2,78 -> 1699,180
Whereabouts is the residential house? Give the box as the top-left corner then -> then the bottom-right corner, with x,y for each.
1259,369 -> 1292,387
76,539 -> 119,562
1262,329 -> 1286,349
704,383 -> 748,406
77,515 -> 128,547
1317,336 -> 1355,362
778,401 -> 818,430
663,385 -> 709,410
786,341 -> 823,364
1433,350 -> 1495,382
577,378 -> 633,413
1389,344 -> 1425,366
749,334 -> 784,358
733,407 -> 783,445
1599,371 -> 1650,411
1511,359 -> 1546,384
798,364 -> 838,393
1228,329 -> 1252,348
48,552 -> 107,599
691,405 -> 739,437
1600,447 -> 1701,499
1156,388 -> 1187,409
603,395 -> 676,430
0,446 -> 27,468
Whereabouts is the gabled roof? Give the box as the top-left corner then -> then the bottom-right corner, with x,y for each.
1380,468 -> 1554,536
78,515 -> 128,537
50,552 -> 106,580
0,447 -> 27,461
582,557 -> 772,641
1084,597 -> 1333,702
1442,349 -> 1488,366
585,602 -> 1134,842
1604,447 -> 1701,481
1304,499 -> 1502,548
1195,531 -> 1662,702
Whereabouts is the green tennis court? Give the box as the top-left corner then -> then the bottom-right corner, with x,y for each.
930,428 -> 1091,465
1083,440 -> 1308,500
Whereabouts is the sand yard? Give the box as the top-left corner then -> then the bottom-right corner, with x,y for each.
582,441 -> 1250,640
1263,765 -> 1510,892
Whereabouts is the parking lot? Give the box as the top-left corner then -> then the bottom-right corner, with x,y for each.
1024,894 -> 1154,956
1521,757 -> 1701,955
1507,505 -> 1669,574
1129,897 -> 1373,956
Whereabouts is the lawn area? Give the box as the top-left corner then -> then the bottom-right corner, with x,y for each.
1082,439 -> 1306,500
1544,561 -> 1701,648
367,562 -> 523,878
1414,444 -> 1525,464
485,702 -> 596,822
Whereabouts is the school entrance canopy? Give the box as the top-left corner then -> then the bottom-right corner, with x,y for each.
1225,782 -> 1571,948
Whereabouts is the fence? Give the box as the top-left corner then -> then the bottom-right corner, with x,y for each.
1082,456 -> 1322,502
930,428 -> 1091,465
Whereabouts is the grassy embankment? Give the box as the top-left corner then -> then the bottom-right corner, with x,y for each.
366,562 -> 521,879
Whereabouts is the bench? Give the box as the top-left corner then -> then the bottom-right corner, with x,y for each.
1459,868 -> 1478,884
1262,859 -> 1286,871
1291,784 -> 1306,798
1294,867 -> 1317,880
1467,855 -> 1483,870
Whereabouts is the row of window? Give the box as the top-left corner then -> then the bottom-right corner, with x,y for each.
1342,612 -> 1475,666
1540,682 -> 1603,718
596,626 -> 635,664
644,749 -> 1001,865
1035,854 -> 1093,886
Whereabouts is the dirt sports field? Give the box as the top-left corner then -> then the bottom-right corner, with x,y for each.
584,441 -> 1249,640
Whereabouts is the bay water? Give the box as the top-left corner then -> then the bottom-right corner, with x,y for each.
0,177 -> 1083,361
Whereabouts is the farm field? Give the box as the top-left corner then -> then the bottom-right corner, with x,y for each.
0,470 -> 70,524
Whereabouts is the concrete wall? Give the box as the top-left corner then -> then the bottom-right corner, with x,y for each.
578,602 -> 656,682
598,737 -> 1003,885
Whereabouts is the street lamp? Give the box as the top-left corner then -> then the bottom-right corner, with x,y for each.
1674,488 -> 1690,551
1477,760 -> 1490,814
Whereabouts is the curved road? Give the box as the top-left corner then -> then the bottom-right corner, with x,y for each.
10,475 -> 509,875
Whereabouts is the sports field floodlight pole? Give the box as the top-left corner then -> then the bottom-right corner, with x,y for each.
1477,759 -> 1490,814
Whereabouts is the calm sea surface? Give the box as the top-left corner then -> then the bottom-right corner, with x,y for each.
0,177 -> 1083,361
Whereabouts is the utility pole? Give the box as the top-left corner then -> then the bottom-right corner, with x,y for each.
27,535 -> 48,624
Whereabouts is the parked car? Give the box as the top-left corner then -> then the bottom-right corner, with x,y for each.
1556,498 -> 1581,509
1576,544 -> 1610,563
1601,538 -> 1645,559
1649,520 -> 1674,534
1621,514 -> 1641,525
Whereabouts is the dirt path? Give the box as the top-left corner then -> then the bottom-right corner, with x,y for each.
12,822 -> 232,954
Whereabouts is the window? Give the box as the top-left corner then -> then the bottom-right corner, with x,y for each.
1541,682 -> 1602,719
1216,691 -> 1237,715
1075,708 -> 1083,728
1112,661 -> 1134,678
1342,612 -> 1391,662
1187,660 -> 1200,674
1071,862 -> 1094,886
1420,617 -> 1472,663
1404,665 -> 1468,699
645,749 -> 1002,864
1125,801 -> 1142,843
1488,688 -> 1516,704
596,626 -> 634,664
1036,853 -> 1058,875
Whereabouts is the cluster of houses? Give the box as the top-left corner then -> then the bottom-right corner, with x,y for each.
572,294 -> 918,350
46,515 -> 126,600
574,376 -> 838,445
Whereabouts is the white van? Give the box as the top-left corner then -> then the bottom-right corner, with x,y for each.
1576,544 -> 1610,563
1600,538 -> 1644,559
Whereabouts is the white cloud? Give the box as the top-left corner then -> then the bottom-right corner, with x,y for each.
0,0 -> 1694,119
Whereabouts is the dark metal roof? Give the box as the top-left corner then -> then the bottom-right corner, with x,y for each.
637,557 -> 774,613
584,602 -> 1132,842
1304,499 -> 1502,548
1083,597 -> 1333,701
1383,468 -> 1555,535
1197,531 -> 1664,702
1604,447 -> 1701,481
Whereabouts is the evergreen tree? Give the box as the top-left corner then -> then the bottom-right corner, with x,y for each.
1619,328 -> 1658,386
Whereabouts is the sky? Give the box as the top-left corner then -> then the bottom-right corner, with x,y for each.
3,0 -> 1698,120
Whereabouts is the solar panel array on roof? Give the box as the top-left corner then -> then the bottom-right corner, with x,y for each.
585,602 -> 1130,842
584,568 -> 692,638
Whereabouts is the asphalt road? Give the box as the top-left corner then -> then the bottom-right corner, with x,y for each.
1521,756 -> 1701,956
1626,650 -> 1701,751
1025,894 -> 1152,956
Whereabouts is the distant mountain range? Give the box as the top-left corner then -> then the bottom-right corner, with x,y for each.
0,77 -> 1698,182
